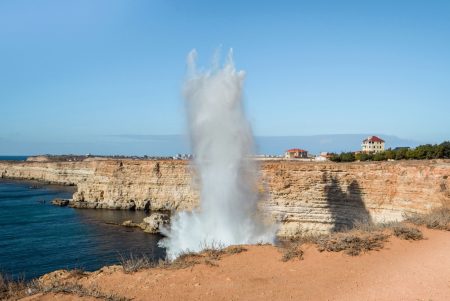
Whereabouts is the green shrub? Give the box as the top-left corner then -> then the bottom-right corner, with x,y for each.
331,140 -> 450,163
373,152 -> 386,161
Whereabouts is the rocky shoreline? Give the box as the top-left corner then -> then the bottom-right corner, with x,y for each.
50,197 -> 171,234
1,158 -> 449,236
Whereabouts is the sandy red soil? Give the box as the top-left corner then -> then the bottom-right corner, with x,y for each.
23,227 -> 450,301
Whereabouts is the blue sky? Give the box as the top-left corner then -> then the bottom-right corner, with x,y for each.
1,0 -> 449,155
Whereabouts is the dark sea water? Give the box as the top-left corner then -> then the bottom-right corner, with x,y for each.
0,156 -> 28,161
0,180 -> 165,279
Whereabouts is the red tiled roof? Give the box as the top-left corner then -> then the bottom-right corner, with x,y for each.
286,148 -> 307,153
363,136 -> 385,143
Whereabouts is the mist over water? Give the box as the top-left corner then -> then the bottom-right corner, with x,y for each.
160,50 -> 276,258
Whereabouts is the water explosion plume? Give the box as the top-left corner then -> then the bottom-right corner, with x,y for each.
160,50 -> 276,258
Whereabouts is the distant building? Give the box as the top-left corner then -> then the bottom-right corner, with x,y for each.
173,153 -> 193,160
393,147 -> 410,151
315,152 -> 332,161
362,136 -> 385,153
285,148 -> 308,159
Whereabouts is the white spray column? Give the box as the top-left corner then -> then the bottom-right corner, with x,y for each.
160,50 -> 276,259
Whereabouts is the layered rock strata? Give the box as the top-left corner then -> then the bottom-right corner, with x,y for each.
1,159 -> 449,235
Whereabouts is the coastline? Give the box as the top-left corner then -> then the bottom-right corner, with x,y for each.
0,180 -> 165,279
15,226 -> 450,301
1,158 -> 449,236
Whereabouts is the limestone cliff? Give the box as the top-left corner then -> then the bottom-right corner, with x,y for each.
261,160 -> 450,235
1,159 -> 449,235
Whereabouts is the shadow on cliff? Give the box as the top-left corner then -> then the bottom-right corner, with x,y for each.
322,173 -> 372,232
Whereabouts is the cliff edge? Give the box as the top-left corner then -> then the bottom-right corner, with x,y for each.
1,159 -> 449,235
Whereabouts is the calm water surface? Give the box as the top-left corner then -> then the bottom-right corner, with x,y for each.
0,156 -> 28,161
0,180 -> 165,279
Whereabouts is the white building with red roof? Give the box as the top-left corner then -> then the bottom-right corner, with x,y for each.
285,148 -> 308,159
362,136 -> 385,153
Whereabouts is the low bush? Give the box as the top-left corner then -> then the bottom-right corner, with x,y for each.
392,226 -> 423,240
316,231 -> 389,256
406,207 -> 450,231
197,241 -> 227,262
38,282 -> 130,301
1,271 -> 128,301
119,254 -> 155,273
169,244 -> 248,269
0,273 -> 28,300
224,245 -> 247,254
280,243 -> 304,262
120,243 -> 248,272
168,252 -> 202,269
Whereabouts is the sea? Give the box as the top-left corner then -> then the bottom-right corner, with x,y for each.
0,156 -> 28,161
0,177 -> 165,280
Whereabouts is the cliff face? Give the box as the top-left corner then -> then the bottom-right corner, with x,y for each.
0,160 -> 198,211
261,161 -> 450,235
1,159 -> 449,235
72,160 -> 198,211
0,161 -> 93,185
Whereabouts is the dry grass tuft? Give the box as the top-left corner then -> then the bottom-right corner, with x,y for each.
38,282 -> 130,301
203,259 -> 219,267
118,243 -> 248,272
1,270 -> 128,301
351,220 -> 398,232
164,244 -> 248,270
278,219 -> 433,257
201,248 -> 225,260
119,254 -> 155,273
168,252 -> 202,269
280,243 -> 304,262
392,225 -> 424,240
224,245 -> 247,254
316,230 -> 389,256
68,268 -> 88,278
0,273 -> 28,300
406,207 -> 450,231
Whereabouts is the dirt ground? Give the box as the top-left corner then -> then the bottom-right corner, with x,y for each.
22,227 -> 450,301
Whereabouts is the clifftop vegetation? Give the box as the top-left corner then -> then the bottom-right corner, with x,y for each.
330,141 -> 450,162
